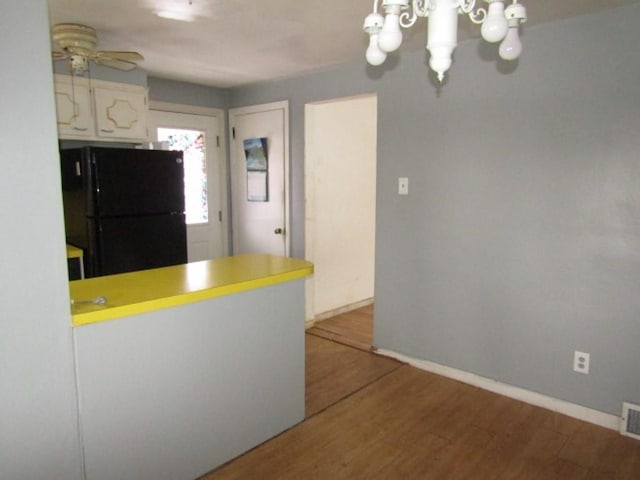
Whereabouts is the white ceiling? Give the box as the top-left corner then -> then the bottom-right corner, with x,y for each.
47,0 -> 640,88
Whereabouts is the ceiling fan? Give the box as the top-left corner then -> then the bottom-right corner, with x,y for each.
52,23 -> 144,74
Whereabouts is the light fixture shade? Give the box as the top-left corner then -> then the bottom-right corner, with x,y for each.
427,0 -> 458,82
499,26 -> 522,60
481,1 -> 508,43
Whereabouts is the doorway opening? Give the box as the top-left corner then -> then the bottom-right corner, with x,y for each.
304,94 -> 378,346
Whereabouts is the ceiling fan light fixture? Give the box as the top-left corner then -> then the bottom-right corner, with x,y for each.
51,23 -> 144,73
70,54 -> 89,73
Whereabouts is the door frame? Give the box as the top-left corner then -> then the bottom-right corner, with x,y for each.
229,101 -> 290,256
149,100 -> 229,257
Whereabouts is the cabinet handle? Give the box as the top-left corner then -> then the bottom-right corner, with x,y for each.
100,128 -> 115,133
73,126 -> 88,131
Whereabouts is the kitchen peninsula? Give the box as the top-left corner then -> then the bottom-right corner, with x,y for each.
69,254 -> 313,480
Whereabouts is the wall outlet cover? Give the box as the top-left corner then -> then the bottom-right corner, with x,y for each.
573,350 -> 590,374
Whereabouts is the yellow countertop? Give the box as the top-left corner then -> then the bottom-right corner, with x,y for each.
66,244 -> 83,259
69,254 -> 313,327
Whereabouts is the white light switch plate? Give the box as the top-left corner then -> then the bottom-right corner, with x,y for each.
398,177 -> 409,195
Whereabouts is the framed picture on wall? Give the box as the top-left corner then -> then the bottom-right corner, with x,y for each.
243,137 -> 268,202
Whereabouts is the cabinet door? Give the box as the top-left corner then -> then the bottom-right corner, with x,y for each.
93,86 -> 148,141
54,80 -> 92,138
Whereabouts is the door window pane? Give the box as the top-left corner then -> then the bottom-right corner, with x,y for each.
157,128 -> 208,224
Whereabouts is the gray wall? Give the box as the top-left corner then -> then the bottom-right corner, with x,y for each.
0,1 -> 83,478
233,4 -> 640,415
147,76 -> 230,109
374,4 -> 640,416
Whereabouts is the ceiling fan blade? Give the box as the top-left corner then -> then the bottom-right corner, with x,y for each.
92,57 -> 139,71
94,51 -> 144,62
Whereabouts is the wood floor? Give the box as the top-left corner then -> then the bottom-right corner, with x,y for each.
307,303 -> 374,352
200,307 -> 640,480
305,333 -> 401,417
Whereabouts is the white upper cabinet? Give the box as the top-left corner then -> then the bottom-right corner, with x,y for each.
93,85 -> 148,141
54,76 -> 92,138
53,75 -> 149,143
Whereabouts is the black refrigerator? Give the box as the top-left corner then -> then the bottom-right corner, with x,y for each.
60,146 -> 188,278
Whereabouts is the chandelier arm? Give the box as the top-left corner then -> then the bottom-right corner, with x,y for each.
398,0 -> 430,28
458,0 -> 488,24
399,11 -> 417,28
412,0 -> 430,17
458,0 -> 476,11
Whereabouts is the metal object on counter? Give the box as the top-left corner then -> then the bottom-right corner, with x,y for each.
71,295 -> 107,306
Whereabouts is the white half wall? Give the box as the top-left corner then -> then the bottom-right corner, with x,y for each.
0,1 -> 83,478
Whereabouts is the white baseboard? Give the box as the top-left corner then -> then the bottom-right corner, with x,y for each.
375,348 -> 621,432
314,298 -> 374,322
305,298 -> 374,330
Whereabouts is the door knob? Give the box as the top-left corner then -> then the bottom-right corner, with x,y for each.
274,228 -> 284,235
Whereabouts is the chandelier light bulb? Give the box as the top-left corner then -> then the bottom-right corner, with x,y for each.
363,12 -> 387,65
499,25 -> 522,60
366,34 -> 387,66
378,13 -> 403,52
481,1 -> 508,43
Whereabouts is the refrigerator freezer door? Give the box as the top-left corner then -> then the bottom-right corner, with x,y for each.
87,214 -> 187,277
88,148 -> 185,217
60,149 -> 89,249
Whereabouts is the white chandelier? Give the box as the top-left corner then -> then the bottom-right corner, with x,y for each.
363,0 -> 527,82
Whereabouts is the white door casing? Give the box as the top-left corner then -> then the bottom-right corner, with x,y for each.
149,105 -> 227,261
230,101 -> 289,256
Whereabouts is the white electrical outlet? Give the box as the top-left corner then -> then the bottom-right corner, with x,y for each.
573,351 -> 590,374
398,177 -> 409,195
